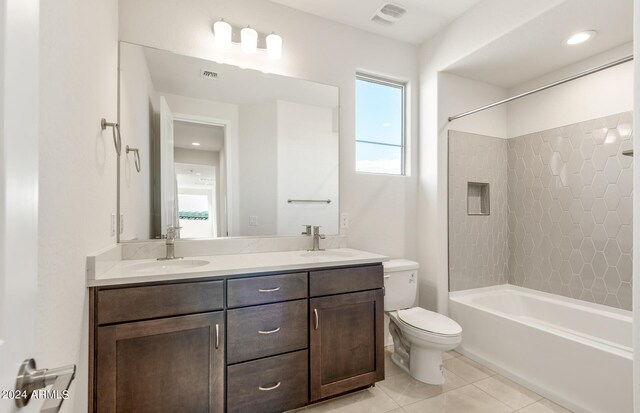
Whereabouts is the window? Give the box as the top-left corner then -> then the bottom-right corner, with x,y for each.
355,74 -> 405,175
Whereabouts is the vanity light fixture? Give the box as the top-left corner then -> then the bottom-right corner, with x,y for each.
266,33 -> 282,59
565,30 -> 597,45
213,19 -> 232,48
212,18 -> 283,59
241,26 -> 258,54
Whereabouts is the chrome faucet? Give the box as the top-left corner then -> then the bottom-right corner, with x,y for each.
301,225 -> 312,236
158,226 -> 183,261
308,226 -> 326,251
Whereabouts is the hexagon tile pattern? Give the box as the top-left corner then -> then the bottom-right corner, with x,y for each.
449,132 -> 509,292
449,112 -> 633,311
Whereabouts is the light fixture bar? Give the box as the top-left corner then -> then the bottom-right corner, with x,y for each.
212,19 -> 282,58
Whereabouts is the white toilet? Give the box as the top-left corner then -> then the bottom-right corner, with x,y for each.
384,259 -> 462,385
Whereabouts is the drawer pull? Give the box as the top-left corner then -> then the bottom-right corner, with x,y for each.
258,287 -> 281,293
258,327 -> 281,335
215,324 -> 220,349
258,382 -> 281,391
313,308 -> 319,330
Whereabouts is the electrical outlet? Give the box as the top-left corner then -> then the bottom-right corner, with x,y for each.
340,213 -> 349,229
110,214 -> 116,237
249,215 -> 258,226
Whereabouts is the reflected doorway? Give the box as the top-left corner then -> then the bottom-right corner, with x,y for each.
173,120 -> 226,238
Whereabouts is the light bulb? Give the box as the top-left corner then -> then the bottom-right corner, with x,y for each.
266,33 -> 282,59
241,26 -> 258,54
213,19 -> 232,48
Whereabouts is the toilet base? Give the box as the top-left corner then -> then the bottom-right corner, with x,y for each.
388,315 -> 460,385
408,346 -> 445,384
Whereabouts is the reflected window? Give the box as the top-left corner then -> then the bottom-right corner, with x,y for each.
355,74 -> 405,175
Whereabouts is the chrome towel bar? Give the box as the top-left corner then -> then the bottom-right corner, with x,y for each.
287,199 -> 331,204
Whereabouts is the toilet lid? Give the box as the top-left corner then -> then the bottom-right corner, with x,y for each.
397,307 -> 462,336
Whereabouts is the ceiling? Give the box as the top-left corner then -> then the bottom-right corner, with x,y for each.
444,0 -> 633,88
143,46 -> 338,108
174,121 -> 224,152
176,163 -> 215,189
270,0 -> 482,45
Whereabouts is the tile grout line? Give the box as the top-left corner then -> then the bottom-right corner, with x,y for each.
471,382 -> 520,412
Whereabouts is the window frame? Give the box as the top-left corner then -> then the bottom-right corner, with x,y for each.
355,72 -> 407,176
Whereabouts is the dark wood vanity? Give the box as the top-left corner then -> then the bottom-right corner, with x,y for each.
89,263 -> 384,413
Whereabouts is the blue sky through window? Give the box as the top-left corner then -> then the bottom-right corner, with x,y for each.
356,76 -> 404,174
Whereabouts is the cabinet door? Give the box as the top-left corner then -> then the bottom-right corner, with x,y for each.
96,312 -> 224,413
310,289 -> 384,401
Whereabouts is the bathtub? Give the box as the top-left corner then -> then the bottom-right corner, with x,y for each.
449,284 -> 633,413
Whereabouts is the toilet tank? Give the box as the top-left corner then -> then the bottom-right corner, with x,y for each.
383,259 -> 419,311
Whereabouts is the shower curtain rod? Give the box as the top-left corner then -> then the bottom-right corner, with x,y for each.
448,55 -> 634,122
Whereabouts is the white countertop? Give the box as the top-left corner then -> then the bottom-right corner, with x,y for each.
88,248 -> 388,287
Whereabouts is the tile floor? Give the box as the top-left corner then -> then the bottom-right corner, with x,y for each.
293,347 -> 572,413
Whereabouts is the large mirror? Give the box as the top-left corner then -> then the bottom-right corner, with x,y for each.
118,42 -> 340,240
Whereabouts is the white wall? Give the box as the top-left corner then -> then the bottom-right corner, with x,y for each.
507,43 -> 634,137
38,0 -> 118,412
632,1 -> 639,410
418,0 -> 565,313
277,100 -> 339,235
238,101 -> 278,236
119,42 -> 158,240
119,0 -> 419,260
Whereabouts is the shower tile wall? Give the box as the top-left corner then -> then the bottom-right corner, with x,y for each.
448,132 -> 509,291
449,112 -> 633,311
507,112 -> 633,310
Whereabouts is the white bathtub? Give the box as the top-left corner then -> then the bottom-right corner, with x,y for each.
449,284 -> 633,413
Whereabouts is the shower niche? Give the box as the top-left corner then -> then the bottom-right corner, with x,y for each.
467,182 -> 490,215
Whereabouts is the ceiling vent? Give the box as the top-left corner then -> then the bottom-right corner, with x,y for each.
371,3 -> 407,25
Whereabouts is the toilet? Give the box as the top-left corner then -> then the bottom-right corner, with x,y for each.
384,259 -> 462,385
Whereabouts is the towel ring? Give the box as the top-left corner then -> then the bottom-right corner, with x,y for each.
126,145 -> 141,173
101,118 -> 122,156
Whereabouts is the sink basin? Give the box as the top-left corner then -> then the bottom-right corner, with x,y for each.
126,259 -> 210,274
299,250 -> 357,258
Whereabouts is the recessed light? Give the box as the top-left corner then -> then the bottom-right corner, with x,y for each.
565,30 -> 597,46
382,122 -> 391,127
192,142 -> 201,146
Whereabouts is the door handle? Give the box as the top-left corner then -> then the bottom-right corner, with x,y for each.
313,308 -> 319,330
15,358 -> 76,412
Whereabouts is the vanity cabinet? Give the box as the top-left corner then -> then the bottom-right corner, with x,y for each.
89,263 -> 384,413
309,266 -> 385,401
91,280 -> 225,413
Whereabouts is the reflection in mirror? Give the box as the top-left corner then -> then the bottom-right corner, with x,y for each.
118,42 -> 339,241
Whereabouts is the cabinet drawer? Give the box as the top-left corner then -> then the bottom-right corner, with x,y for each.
227,350 -> 308,413
227,272 -> 307,308
309,265 -> 383,297
97,280 -> 224,325
227,300 -> 307,364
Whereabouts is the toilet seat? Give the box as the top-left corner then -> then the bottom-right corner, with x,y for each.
397,307 -> 462,337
